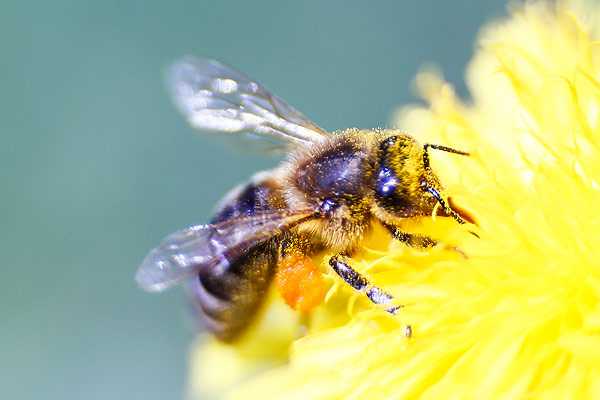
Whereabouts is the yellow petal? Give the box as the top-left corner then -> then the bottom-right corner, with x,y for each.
190,1 -> 600,398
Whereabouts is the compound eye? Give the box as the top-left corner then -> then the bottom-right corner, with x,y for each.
375,167 -> 398,197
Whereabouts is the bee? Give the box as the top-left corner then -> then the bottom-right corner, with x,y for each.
136,57 -> 473,341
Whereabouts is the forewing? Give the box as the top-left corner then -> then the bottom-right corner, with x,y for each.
136,210 -> 314,292
167,56 -> 328,146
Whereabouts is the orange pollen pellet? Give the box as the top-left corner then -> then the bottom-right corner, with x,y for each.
275,254 -> 327,313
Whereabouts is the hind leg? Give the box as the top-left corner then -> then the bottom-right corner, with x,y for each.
275,234 -> 327,313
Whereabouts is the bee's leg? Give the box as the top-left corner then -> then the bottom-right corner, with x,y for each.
384,223 -> 468,257
328,255 -> 401,314
383,224 -> 437,249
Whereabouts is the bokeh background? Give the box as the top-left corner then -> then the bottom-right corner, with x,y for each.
2,1 -> 506,399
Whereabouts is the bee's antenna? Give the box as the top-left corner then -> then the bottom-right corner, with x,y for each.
422,143 -> 471,226
423,143 -> 469,170
425,186 -> 466,225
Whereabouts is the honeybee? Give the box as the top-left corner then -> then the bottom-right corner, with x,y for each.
136,57 -> 473,341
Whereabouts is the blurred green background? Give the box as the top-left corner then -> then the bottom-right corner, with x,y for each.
2,1 -> 505,399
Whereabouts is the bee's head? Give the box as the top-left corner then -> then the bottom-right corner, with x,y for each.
373,135 -> 469,224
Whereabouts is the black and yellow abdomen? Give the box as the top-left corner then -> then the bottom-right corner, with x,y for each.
190,172 -> 286,341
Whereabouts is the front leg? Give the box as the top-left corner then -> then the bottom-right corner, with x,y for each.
384,223 -> 468,258
329,255 -> 401,314
383,223 -> 437,249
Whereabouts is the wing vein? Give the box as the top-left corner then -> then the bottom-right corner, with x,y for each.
167,56 -> 328,148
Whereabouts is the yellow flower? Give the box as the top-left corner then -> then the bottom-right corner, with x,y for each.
190,1 -> 600,398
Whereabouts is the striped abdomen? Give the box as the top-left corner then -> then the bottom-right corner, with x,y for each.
189,172 -> 285,341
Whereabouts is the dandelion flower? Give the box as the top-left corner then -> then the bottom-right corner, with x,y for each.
190,1 -> 600,398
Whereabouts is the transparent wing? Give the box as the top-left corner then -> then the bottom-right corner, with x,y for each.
167,56 -> 329,146
135,210 -> 315,292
